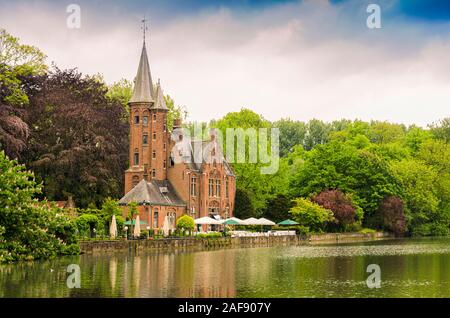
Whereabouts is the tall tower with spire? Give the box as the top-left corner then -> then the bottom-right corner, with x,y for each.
124,19 -> 169,193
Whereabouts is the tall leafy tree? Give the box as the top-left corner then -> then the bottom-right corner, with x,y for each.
22,68 -> 129,207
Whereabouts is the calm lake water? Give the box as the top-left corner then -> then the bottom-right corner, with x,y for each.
1,237 -> 450,298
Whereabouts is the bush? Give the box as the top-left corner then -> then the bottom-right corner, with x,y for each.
176,215 -> 195,232
289,198 -> 335,232
196,232 -> 222,239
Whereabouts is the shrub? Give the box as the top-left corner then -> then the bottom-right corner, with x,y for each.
378,196 -> 407,236
176,215 -> 195,232
289,198 -> 334,232
312,189 -> 361,231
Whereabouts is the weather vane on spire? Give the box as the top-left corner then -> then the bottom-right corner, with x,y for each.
141,17 -> 148,44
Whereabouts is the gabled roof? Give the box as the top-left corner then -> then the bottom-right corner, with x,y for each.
119,179 -> 186,207
129,44 -> 154,104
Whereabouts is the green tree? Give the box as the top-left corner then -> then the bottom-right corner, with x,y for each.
234,188 -> 255,219
262,194 -> 293,223
176,215 -> 195,234
274,118 -> 306,157
289,198 -> 334,232
391,159 -> 447,236
290,140 -> 401,228
0,151 -> 78,263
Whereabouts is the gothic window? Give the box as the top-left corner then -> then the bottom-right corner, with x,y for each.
134,153 -> 139,165
225,179 -> 229,198
143,134 -> 148,145
208,178 -> 214,197
134,115 -> 139,124
143,116 -> 148,126
215,179 -> 221,197
190,176 -> 197,196
153,209 -> 159,228
168,211 -> 176,229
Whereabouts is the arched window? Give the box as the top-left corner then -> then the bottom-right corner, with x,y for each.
168,211 -> 176,229
134,113 -> 139,124
153,114 -> 157,122
208,178 -> 214,197
152,169 -> 156,178
134,153 -> 139,165
143,134 -> 148,145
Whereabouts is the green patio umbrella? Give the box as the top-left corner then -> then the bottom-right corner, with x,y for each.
124,220 -> 147,226
277,219 -> 299,226
222,219 -> 241,225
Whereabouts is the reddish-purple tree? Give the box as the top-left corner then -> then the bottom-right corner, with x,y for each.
379,196 -> 407,236
312,189 -> 356,230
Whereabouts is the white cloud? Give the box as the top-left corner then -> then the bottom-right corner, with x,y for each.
1,0 -> 449,126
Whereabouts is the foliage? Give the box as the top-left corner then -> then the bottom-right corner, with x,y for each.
22,68 -> 129,208
312,189 -> 361,231
234,188 -> 255,219
378,196 -> 407,236
176,215 -> 195,231
0,151 -> 78,263
262,194 -> 293,223
196,232 -> 222,239
289,198 -> 334,232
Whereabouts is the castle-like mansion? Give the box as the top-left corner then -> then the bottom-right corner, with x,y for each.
119,39 -> 235,231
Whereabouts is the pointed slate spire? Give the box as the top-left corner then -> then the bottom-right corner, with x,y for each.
130,43 -> 154,104
152,79 -> 168,111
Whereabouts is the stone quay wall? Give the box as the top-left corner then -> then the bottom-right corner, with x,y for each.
79,232 -> 391,254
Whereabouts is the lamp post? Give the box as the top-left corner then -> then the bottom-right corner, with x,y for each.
146,225 -> 150,239
124,226 -> 128,240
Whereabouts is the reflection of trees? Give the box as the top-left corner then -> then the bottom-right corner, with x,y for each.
2,241 -> 450,297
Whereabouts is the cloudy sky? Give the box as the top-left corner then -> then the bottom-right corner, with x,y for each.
1,0 -> 450,126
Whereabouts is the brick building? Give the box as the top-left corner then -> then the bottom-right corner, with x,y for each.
119,39 -> 235,232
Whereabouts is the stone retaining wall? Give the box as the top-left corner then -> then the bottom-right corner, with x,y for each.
79,232 -> 390,254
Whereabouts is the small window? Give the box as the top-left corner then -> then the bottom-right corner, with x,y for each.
134,115 -> 139,124
133,153 -> 139,165
152,150 -> 156,159
143,116 -> 148,126
152,169 -> 156,178
143,135 -> 148,145
163,143 -> 166,150
153,132 -> 156,140
153,209 -> 159,228
153,114 -> 157,121
163,160 -> 166,169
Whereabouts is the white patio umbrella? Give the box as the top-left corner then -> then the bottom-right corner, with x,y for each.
109,214 -> 118,238
162,216 -> 170,236
194,216 -> 222,225
257,218 -> 276,226
242,217 -> 260,225
133,215 -> 141,237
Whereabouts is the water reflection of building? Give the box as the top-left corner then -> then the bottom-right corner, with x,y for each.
111,249 -> 236,297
